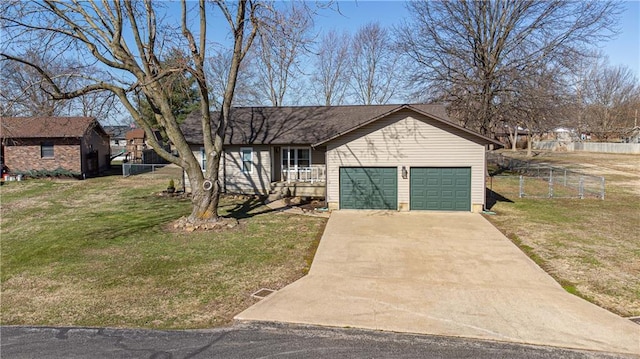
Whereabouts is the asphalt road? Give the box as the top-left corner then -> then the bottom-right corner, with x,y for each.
0,323 -> 632,359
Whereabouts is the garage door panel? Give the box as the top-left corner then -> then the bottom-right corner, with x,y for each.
411,167 -> 471,211
441,190 -> 454,198
340,167 -> 397,210
441,178 -> 454,186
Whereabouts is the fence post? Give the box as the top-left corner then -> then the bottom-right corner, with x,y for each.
579,177 -> 584,199
519,175 -> 524,198
564,169 -> 567,187
600,177 -> 605,200
549,168 -> 554,198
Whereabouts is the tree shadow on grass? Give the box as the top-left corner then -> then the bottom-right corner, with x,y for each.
223,195 -> 279,219
486,188 -> 514,210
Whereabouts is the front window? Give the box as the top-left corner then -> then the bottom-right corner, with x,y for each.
282,148 -> 311,168
297,148 -> 310,167
241,147 -> 252,173
200,147 -> 206,170
41,142 -> 54,158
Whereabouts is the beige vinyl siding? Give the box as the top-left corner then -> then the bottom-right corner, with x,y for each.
312,146 -> 326,164
224,145 -> 271,194
325,109 -> 486,211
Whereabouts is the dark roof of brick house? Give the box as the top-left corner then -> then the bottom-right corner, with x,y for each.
181,104 -> 453,146
0,116 -> 107,139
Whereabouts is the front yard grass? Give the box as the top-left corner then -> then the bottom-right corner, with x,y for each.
485,151 -> 640,317
0,168 -> 327,329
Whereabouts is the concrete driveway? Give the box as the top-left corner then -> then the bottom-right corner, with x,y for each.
236,212 -> 640,355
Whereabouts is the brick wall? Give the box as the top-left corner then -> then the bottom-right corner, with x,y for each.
4,138 -> 82,173
83,129 -> 111,171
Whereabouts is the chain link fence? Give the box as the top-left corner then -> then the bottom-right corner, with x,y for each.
122,163 -> 170,177
487,152 -> 605,200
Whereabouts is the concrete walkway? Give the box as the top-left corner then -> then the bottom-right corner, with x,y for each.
236,211 -> 640,355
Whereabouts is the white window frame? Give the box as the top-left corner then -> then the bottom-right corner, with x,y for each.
241,147 -> 253,174
281,147 -> 311,169
200,147 -> 207,171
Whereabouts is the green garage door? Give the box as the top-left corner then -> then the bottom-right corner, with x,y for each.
410,167 -> 471,211
340,167 -> 397,209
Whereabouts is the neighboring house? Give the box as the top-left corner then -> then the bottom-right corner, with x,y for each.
540,127 -> 576,142
0,116 -> 110,177
181,104 -> 502,212
624,126 -> 640,143
104,125 -> 129,148
124,128 -> 167,163
103,125 -> 129,156
125,128 -> 146,162
495,126 -> 529,149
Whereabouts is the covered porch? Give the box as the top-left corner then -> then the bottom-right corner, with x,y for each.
270,145 -> 326,198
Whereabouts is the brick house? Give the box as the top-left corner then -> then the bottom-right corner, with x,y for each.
1,116 -> 111,177
125,128 -> 146,163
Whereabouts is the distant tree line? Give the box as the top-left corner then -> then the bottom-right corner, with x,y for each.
2,1 -> 638,142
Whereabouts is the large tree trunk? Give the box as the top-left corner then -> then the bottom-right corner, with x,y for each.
183,144 -> 222,223
189,184 -> 220,222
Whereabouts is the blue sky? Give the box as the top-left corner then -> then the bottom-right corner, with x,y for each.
313,0 -> 640,77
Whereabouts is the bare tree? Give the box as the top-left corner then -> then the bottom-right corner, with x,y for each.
206,49 -> 259,109
252,2 -> 314,106
1,51 -> 68,116
350,22 -> 399,105
511,66 -> 570,156
1,0 -> 260,224
581,64 -> 640,140
311,30 -> 351,106
1,48 -> 120,121
0,45 -> 114,120
398,0 -> 623,136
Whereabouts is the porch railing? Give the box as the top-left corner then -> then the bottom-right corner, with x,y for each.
282,166 -> 326,183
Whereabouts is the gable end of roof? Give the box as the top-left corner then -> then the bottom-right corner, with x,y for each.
312,104 -> 502,147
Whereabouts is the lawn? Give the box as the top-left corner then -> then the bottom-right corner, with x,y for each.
0,166 -> 327,329
485,150 -> 640,317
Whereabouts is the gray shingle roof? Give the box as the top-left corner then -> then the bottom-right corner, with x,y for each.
181,104 -> 451,145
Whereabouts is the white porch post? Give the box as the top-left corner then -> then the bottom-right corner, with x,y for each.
309,147 -> 314,183
287,145 -> 291,184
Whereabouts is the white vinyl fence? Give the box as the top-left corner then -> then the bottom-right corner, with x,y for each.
535,141 -> 640,154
